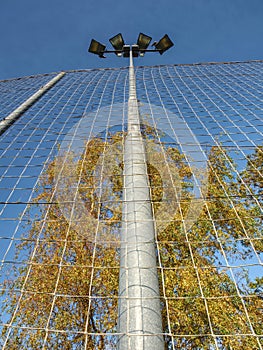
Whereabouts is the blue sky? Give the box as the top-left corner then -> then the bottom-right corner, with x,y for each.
0,0 -> 263,80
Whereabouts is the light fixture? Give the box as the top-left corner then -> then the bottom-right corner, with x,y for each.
131,44 -> 139,58
88,39 -> 106,58
88,33 -> 173,58
122,45 -> 130,58
109,33 -> 125,55
153,34 -> 174,55
137,33 -> 152,56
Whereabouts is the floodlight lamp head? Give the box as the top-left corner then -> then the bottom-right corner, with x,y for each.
131,44 -> 139,57
88,39 -> 106,58
122,45 -> 130,58
109,33 -> 125,55
137,33 -> 152,54
153,34 -> 174,55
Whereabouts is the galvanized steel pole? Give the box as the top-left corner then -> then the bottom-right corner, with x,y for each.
117,49 -> 164,349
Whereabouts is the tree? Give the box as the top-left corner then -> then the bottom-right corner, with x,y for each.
1,130 -> 262,349
242,145 -> 263,200
1,134 -> 122,349
159,145 -> 262,349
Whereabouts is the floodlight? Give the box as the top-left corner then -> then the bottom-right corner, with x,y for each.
88,33 -> 173,59
153,34 -> 174,55
88,39 -> 106,58
122,45 -> 130,58
132,44 -> 139,57
137,33 -> 152,51
109,33 -> 125,54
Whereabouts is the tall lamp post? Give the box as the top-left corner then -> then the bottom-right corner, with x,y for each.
88,33 -> 173,350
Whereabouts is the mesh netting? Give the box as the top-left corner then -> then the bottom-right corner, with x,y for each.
0,61 -> 262,349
